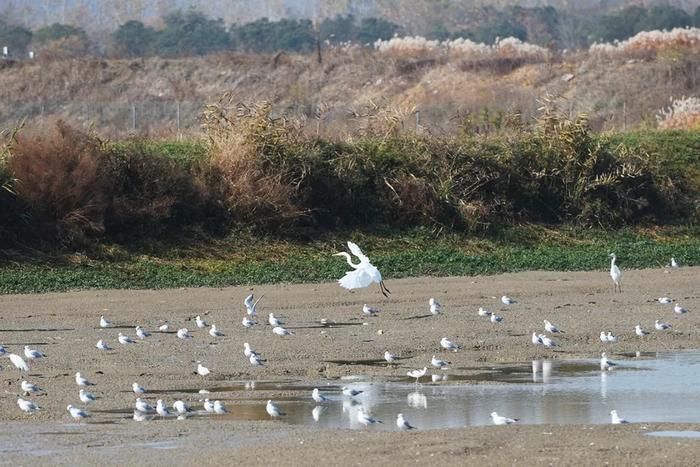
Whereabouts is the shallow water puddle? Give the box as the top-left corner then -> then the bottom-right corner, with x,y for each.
646,431 -> 700,439
204,351 -> 700,430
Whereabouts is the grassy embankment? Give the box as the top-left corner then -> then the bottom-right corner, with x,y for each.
1,107 -> 699,294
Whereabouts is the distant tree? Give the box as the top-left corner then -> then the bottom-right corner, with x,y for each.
590,6 -> 648,42
155,10 -> 230,57
512,6 -> 559,46
468,18 -> 527,44
0,21 -> 32,55
425,21 -> 451,41
355,18 -> 400,44
694,6 -> 700,27
319,15 -> 356,42
111,20 -> 156,57
232,18 -> 315,53
33,23 -> 87,45
635,6 -> 691,33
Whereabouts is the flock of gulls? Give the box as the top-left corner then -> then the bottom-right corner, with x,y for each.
2,242 -> 689,430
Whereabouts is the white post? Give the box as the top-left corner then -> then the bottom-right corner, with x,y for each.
2,46 -> 8,57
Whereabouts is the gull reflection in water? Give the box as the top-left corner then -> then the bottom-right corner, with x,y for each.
312,405 -> 326,422
532,360 -> 541,382
407,391 -> 428,409
542,360 -> 552,384
600,371 -> 608,399
432,374 -> 448,383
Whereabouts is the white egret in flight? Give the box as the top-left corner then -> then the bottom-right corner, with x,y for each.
335,242 -> 390,297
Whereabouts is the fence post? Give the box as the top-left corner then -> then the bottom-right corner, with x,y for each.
176,101 -> 181,135
131,103 -> 136,133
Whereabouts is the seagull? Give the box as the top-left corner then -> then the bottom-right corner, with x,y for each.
606,331 -> 619,343
429,298 -> 442,315
135,326 -> 151,339
599,331 -> 610,343
670,257 -> 679,268
490,313 -> 503,324
242,317 -> 257,328
177,328 -> 192,339
431,355 -> 450,369
21,380 -> 42,395
209,325 -> 224,337
266,400 -> 285,417
440,337 -> 460,352
407,367 -> 427,383
67,404 -> 89,420
9,354 -> 29,373
655,320 -> 671,330
118,333 -> 134,345
501,296 -> 517,305
132,382 -> 146,394
243,343 -> 258,358
250,354 -> 265,366
478,307 -> 492,317
544,320 -> 564,333
635,324 -> 649,337
272,326 -> 294,336
135,398 -> 154,413
268,313 -> 284,326
79,389 -> 96,403
173,400 -> 191,414
342,387 -> 364,397
609,253 -> 622,293
312,388 -> 328,403
532,332 -> 543,346
362,305 -> 379,317
610,409 -> 629,424
17,397 -> 39,413
540,334 -> 557,348
600,352 -> 616,371
335,241 -> 390,297
491,412 -> 518,425
658,297 -> 674,304
75,372 -> 95,387
24,346 -> 45,360
99,315 -> 112,328
159,324 -> 169,332
95,339 -> 111,350
384,351 -> 397,363
197,363 -> 211,376
244,293 -> 264,316
195,315 -> 208,328
674,304 -> 688,314
156,399 -> 171,417
214,401 -> 228,414
357,409 -> 383,427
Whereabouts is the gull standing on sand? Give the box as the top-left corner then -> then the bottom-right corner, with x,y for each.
67,405 -> 89,421
501,296 -> 517,305
674,304 -> 688,314
670,257 -> 679,268
250,353 -> 265,366
100,316 -> 112,328
9,354 -> 29,373
532,332 -> 543,346
136,326 -> 151,339
431,355 -> 450,369
342,387 -> 364,397
610,410 -> 629,424
396,413 -> 416,430
24,346 -> 45,360
600,352 -> 616,371
407,367 -> 427,383
429,298 -> 442,315
335,241 -> 391,297
357,410 -> 383,427
658,297 -> 673,304
655,320 -> 672,330
609,253 -> 621,293
544,320 -> 564,333
118,333 -> 134,345
209,324 -> 224,337
95,339 -> 111,350
268,313 -> 284,326
243,343 -> 257,358
21,380 -> 42,395
17,397 -> 39,413
362,305 -> 379,317
159,323 -> 169,332
491,313 -> 503,324
197,363 -> 211,376
606,331 -> 619,343
312,388 -> 328,403
491,412 -> 518,425
214,401 -> 227,414
132,382 -> 146,394
539,334 -> 557,348
384,351 -> 397,363
177,328 -> 192,339
635,325 -> 649,337
266,400 -> 285,417
440,337 -> 460,352
135,398 -> 154,413
79,389 -> 96,403
195,316 -> 208,328
242,317 -> 257,329
156,399 -> 171,417
173,400 -> 191,414
272,326 -> 294,336
478,307 -> 492,317
75,372 -> 95,387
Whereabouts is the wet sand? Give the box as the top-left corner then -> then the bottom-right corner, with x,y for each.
1,267 -> 699,465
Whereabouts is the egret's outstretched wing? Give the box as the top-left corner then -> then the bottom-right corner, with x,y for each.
347,241 -> 369,263
338,269 -> 374,290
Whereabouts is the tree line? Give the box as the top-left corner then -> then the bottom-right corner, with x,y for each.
2,5 -> 700,59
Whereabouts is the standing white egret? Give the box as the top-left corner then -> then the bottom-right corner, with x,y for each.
335,241 -> 390,297
609,253 -> 621,293
9,354 -> 29,375
407,367 -> 427,383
